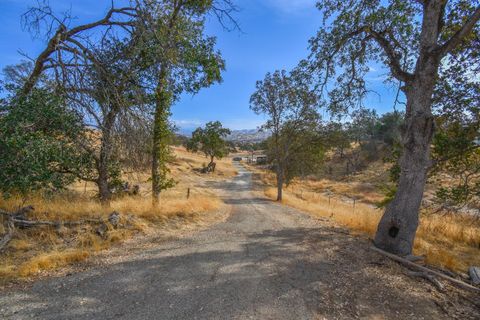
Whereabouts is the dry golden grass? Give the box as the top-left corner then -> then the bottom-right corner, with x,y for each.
17,249 -> 90,278
253,167 -> 480,273
170,146 -> 238,178
0,146 -> 235,282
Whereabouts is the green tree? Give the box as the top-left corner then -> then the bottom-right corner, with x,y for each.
187,121 -> 231,172
250,69 -> 319,201
374,112 -> 404,147
133,0 -> 228,204
0,89 -> 91,197
430,58 -> 480,211
309,0 -> 480,255
432,120 -> 480,211
265,122 -> 324,185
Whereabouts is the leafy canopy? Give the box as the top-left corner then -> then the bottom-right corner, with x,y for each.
0,89 -> 91,196
250,67 -> 322,186
250,68 -> 319,135
134,0 -> 225,99
187,121 -> 231,161
309,0 -> 480,113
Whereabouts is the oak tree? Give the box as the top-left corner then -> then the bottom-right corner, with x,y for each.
187,121 -> 231,172
133,0 -> 231,203
309,0 -> 480,254
250,69 -> 319,201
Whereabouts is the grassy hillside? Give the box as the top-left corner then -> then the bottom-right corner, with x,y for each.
0,147 -> 236,283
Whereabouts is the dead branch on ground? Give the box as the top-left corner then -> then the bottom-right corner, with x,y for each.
0,206 -> 120,251
371,246 -> 480,293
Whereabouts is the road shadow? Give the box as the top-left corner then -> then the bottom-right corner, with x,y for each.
0,226 -> 450,320
222,197 -> 273,205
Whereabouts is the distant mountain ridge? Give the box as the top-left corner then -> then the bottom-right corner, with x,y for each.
176,128 -> 270,143
226,129 -> 270,143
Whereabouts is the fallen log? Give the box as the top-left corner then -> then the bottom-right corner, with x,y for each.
0,219 -> 14,252
370,246 -> 480,293
1,206 -> 125,253
0,206 -> 34,219
11,217 -> 103,228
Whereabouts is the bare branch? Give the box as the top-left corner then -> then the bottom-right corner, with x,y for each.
363,28 -> 414,83
20,5 -> 136,96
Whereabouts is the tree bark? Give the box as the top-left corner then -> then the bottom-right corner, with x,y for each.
96,109 -> 116,206
374,63 -> 437,255
372,0 -> 452,255
209,155 -> 216,172
152,67 -> 172,205
276,163 -> 283,201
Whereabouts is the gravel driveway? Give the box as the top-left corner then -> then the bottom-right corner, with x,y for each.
0,164 -> 477,319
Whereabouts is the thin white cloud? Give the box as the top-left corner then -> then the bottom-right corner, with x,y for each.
366,75 -> 389,82
172,119 -> 204,128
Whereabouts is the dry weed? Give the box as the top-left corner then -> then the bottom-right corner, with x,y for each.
257,168 -> 480,273
0,146 -> 234,281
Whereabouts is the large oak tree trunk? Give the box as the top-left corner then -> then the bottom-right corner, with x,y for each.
373,0 -> 447,255
374,68 -> 437,255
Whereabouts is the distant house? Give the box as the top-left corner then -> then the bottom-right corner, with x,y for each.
256,156 -> 267,165
246,154 -> 267,164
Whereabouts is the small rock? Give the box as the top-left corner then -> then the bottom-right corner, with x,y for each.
108,211 -> 121,228
468,266 -> 480,285
96,223 -> 108,238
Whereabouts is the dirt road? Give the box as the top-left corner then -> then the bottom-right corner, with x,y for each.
0,164 -> 477,319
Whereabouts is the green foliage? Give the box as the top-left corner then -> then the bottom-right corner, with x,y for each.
310,0 -> 420,113
376,141 -> 402,208
187,121 -> 231,161
431,117 -> 480,210
374,111 -> 404,146
0,89 -> 91,196
250,69 -> 318,133
134,1 -> 225,99
152,96 -> 176,193
376,184 -> 398,209
266,123 -> 325,185
134,1 -> 226,198
250,67 -> 322,188
321,110 -> 404,178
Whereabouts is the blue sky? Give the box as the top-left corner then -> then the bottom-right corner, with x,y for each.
0,0 -> 400,131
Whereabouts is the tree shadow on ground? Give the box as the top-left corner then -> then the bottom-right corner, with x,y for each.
0,226 -> 451,320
